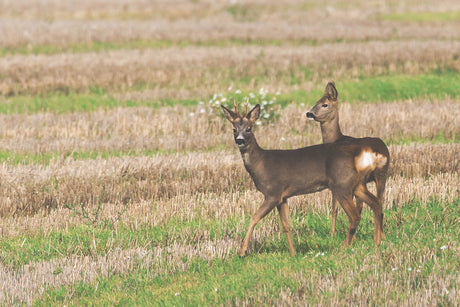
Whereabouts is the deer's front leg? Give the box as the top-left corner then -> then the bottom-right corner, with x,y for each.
330,194 -> 339,236
277,200 -> 296,257
239,197 -> 279,257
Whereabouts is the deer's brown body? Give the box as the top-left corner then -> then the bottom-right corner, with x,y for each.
307,81 -> 390,236
222,103 -> 385,257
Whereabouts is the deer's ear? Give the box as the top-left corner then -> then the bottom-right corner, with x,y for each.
221,105 -> 238,123
324,81 -> 338,101
246,104 -> 260,123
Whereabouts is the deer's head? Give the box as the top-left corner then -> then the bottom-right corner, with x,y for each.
306,81 -> 339,123
221,101 -> 260,150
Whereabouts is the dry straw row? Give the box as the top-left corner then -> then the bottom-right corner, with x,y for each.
1,41 -> 459,95
0,239 -> 239,305
0,143 -> 457,217
0,100 -> 458,154
0,0 -> 221,20
1,0 -> 460,21
2,19 -> 460,49
0,170 -> 458,240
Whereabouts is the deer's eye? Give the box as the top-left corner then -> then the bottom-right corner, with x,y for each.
233,128 -> 237,133
322,104 -> 328,108
246,127 -> 252,132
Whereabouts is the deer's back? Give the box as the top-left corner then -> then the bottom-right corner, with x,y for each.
252,144 -> 331,198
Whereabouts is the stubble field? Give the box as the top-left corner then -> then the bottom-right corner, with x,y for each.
0,0 -> 459,305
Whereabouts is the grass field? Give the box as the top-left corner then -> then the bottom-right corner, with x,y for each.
0,0 -> 459,305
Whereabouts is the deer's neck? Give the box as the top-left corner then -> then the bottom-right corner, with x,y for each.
239,137 -> 263,172
320,114 -> 344,143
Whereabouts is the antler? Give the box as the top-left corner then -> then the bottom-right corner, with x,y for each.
233,100 -> 240,117
244,98 -> 249,116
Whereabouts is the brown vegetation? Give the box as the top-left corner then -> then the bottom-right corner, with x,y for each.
1,41 -> 460,95
0,239 -> 240,305
0,141 -> 457,218
2,19 -> 460,50
0,100 -> 458,154
1,0 -> 460,22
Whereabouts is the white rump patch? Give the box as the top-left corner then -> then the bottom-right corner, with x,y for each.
355,149 -> 387,172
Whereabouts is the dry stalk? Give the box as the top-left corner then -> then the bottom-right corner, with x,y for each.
0,239 -> 239,305
1,41 -> 460,95
1,171 -> 458,239
0,100 -> 458,155
3,19 -> 460,49
0,145 -> 457,218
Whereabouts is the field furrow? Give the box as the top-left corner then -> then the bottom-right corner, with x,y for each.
0,101 -> 458,155
1,41 -> 459,95
3,19 -> 460,53
0,144 -> 457,217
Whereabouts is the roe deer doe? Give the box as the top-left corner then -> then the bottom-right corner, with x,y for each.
222,102 -> 386,257
306,81 -> 390,237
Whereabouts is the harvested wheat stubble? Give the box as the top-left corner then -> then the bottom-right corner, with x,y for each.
2,0 -> 460,21
0,0 -> 221,20
0,238 -> 239,305
0,184 -> 458,305
0,100 -> 458,154
0,171 -> 458,240
390,143 -> 460,176
3,19 -> 460,50
1,41 -> 460,95
0,143 -> 457,217
1,233 -> 458,305
274,259 -> 459,306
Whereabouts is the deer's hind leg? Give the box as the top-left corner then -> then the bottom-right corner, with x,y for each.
334,190 -> 361,247
277,200 -> 295,257
355,197 -> 363,215
354,183 -> 383,245
239,196 -> 280,257
331,194 -> 362,237
374,169 -> 388,238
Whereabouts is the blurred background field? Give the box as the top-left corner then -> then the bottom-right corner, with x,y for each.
0,0 -> 458,305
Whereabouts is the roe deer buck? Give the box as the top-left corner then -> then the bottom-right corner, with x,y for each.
306,81 -> 390,237
222,102 -> 387,257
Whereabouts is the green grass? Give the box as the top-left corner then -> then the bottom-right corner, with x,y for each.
2,71 -> 460,115
0,38 -> 332,57
0,40 -> 176,57
0,213 -> 244,268
0,148 -> 183,165
387,132 -> 458,145
0,87 -> 198,114
31,198 -> 459,305
281,71 -> 460,105
382,10 -> 460,22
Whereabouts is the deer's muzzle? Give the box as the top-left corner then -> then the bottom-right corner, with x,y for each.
306,112 -> 316,120
236,138 -> 245,146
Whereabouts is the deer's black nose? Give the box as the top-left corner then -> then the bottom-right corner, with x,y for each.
306,112 -> 315,119
236,138 -> 245,145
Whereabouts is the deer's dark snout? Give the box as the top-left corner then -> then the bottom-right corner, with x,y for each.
306,112 -> 316,120
235,138 -> 246,146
